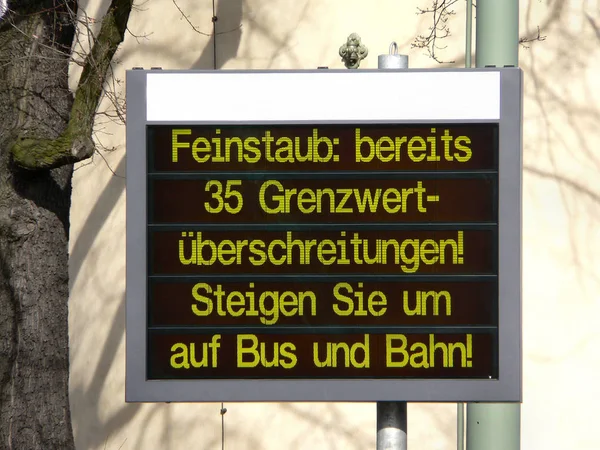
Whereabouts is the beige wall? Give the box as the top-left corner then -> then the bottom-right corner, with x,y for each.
68,1 -> 600,448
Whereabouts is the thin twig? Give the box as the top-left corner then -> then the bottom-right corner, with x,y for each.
172,0 -> 211,36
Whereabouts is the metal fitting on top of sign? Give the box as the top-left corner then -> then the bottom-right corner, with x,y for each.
339,33 -> 368,69
378,42 -> 408,69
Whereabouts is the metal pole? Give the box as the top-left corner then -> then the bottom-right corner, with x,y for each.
377,402 -> 407,450
375,46 -> 409,450
475,0 -> 519,68
465,0 -> 473,67
457,402 -> 465,450
467,404 -> 520,450
469,1 -> 521,448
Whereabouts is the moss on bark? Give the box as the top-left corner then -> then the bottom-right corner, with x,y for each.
10,0 -> 133,170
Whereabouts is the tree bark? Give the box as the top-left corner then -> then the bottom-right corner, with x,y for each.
0,0 -> 131,446
0,1 -> 77,448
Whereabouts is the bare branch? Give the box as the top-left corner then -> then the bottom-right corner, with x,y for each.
171,0 -> 211,36
411,0 -> 458,64
519,26 -> 546,49
171,0 -> 242,38
126,26 -> 153,43
95,148 -> 124,178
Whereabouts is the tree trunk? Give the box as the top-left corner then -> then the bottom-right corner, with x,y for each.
0,1 -> 77,448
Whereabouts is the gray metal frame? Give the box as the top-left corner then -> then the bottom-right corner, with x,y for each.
126,68 -> 522,402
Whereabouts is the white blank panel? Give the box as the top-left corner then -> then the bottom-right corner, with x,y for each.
146,71 -> 501,122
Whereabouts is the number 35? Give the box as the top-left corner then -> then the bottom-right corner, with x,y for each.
204,180 -> 243,214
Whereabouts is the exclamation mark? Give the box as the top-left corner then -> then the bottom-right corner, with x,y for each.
466,334 -> 472,367
457,230 -> 464,264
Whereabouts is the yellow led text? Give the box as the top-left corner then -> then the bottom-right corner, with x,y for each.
171,128 -> 340,164
259,179 -> 431,214
191,282 -> 316,326
386,334 -> 473,369
355,127 -> 472,163
170,334 -> 221,369
237,334 -> 297,368
313,334 -> 370,368
178,231 -> 464,273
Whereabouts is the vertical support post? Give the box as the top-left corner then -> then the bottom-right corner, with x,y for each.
465,0 -> 473,67
457,402 -> 465,450
469,1 -> 521,449
377,402 -> 407,450
467,404 -> 520,449
376,46 -> 409,450
475,0 -> 519,68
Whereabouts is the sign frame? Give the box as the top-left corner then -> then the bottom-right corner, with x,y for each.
126,68 -> 522,402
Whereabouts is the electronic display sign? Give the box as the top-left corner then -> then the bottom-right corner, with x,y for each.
126,69 -> 522,402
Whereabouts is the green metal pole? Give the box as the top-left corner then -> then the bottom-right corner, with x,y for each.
475,0 -> 519,68
465,0 -> 473,67
467,404 -> 520,449
457,402 -> 465,450
468,1 -> 521,448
